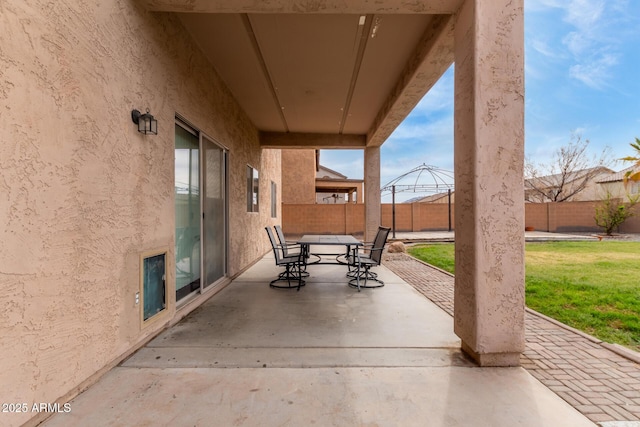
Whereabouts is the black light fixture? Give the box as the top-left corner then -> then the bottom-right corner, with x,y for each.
131,108 -> 158,135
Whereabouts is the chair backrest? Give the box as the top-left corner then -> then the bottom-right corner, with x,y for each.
274,225 -> 289,256
265,227 -> 283,263
369,226 -> 391,265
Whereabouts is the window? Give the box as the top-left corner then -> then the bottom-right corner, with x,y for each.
247,165 -> 259,212
271,181 -> 277,218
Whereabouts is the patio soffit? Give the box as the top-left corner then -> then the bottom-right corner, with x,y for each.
138,0 -> 459,148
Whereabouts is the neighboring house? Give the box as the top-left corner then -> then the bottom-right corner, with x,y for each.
405,191 -> 455,204
596,166 -> 640,199
524,167 -> 614,202
316,165 -> 364,204
281,149 -> 363,204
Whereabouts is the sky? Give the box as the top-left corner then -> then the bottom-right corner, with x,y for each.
321,0 -> 640,202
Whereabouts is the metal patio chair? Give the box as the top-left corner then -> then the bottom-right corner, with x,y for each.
265,226 -> 305,290
274,225 -> 320,270
348,226 -> 391,291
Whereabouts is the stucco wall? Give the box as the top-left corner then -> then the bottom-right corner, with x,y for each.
281,149 -> 316,204
0,2 -> 280,426
282,204 -> 365,237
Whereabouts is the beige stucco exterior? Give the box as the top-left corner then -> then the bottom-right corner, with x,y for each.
1,2 -> 280,426
453,0 -> 525,365
597,167 -> 640,200
2,0 -> 526,424
281,152 -> 364,204
281,149 -> 316,204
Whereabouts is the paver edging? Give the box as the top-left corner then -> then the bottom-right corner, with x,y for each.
526,299 -> 640,365
524,308 -> 603,344
384,252 -> 640,365
383,252 -> 454,278
600,343 -> 640,365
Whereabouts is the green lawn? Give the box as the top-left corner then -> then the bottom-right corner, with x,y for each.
407,241 -> 640,352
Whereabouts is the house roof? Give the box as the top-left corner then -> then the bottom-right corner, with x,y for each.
317,165 -> 347,179
596,165 -> 638,183
524,166 -> 613,189
138,0 -> 458,149
404,191 -> 452,203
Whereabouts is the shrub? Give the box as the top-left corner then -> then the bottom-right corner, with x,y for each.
594,192 -> 639,235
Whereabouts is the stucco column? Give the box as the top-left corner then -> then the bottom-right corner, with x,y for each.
364,146 -> 381,242
453,0 -> 525,366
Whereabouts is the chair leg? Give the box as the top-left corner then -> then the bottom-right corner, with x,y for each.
348,265 -> 384,290
270,263 -> 306,289
296,261 -> 303,291
292,261 -> 310,277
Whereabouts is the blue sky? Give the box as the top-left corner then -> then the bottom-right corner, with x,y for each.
321,0 -> 640,202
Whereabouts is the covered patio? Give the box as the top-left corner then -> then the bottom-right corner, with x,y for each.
41,249 -> 592,426
155,0 -> 527,365
3,1 -> 527,425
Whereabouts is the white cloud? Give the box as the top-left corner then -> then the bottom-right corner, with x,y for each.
386,116 -> 453,144
530,39 -> 563,59
569,53 -> 618,89
525,0 -> 563,13
319,149 -> 363,179
526,0 -> 630,90
564,0 -> 605,30
408,67 -> 454,117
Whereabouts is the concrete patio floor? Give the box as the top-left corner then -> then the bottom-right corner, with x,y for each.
42,248 -> 594,427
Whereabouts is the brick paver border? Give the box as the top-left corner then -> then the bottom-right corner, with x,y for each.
383,253 -> 640,424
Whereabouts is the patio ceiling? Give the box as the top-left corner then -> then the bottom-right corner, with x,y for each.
138,0 -> 460,148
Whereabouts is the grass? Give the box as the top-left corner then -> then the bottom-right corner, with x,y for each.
407,241 -> 640,352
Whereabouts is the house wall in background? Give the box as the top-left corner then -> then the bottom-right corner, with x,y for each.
281,149 -> 316,204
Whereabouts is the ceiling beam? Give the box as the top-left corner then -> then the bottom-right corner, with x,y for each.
241,14 -> 289,132
137,0 -> 464,14
260,132 -> 366,149
366,14 -> 455,148
339,14 -> 374,134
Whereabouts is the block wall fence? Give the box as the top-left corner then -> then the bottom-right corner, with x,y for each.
282,201 -> 640,236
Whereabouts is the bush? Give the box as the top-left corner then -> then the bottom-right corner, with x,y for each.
594,192 -> 639,235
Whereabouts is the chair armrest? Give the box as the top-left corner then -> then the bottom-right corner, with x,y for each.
351,244 -> 385,259
349,246 -> 364,264
354,242 -> 385,252
275,242 -> 302,250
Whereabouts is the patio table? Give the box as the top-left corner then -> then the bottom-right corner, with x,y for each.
296,234 -> 362,266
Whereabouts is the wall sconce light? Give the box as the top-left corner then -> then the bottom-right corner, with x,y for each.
131,108 -> 158,135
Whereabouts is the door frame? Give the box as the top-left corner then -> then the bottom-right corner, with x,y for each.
175,116 -> 229,304
199,131 -> 229,291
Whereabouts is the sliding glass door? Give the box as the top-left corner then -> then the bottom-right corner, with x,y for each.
175,121 -> 227,302
201,135 -> 226,289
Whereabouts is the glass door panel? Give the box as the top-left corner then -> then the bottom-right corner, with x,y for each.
175,124 -> 201,301
202,135 -> 226,287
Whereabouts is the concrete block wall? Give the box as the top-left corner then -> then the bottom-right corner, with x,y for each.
282,204 -> 365,236
381,204 -> 413,231
412,203 -> 454,231
550,201 -> 600,232
524,203 -> 548,231
284,202 -> 640,236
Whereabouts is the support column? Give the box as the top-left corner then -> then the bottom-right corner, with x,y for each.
364,146 -> 381,242
453,0 -> 525,366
